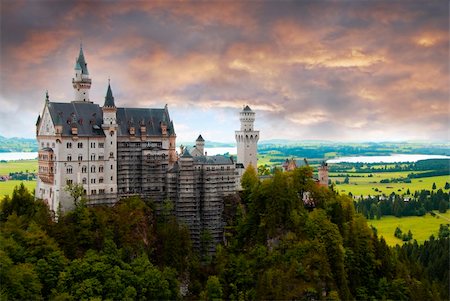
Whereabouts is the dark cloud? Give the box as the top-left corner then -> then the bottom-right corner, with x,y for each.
0,0 -> 448,142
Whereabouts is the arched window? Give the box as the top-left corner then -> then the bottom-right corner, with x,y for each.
66,142 -> 72,148
78,154 -> 83,161
99,177 -> 104,184
67,154 -> 72,161
82,165 -> 87,173
82,178 -> 87,184
66,166 -> 73,174
99,165 -> 104,173
78,142 -> 83,148
91,165 -> 96,173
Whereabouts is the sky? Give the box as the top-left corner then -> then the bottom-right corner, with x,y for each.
0,0 -> 449,143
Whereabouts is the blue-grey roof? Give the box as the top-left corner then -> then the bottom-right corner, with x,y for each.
104,84 -> 115,107
193,155 -> 234,165
116,108 -> 175,137
243,105 -> 252,112
47,102 -> 104,137
77,46 -> 89,75
181,148 -> 192,158
196,134 -> 204,142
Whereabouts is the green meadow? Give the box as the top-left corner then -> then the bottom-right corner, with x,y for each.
0,180 -> 36,198
369,211 -> 450,246
333,174 -> 449,196
0,160 -> 37,174
0,160 -> 38,198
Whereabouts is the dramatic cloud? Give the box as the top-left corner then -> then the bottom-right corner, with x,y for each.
0,0 -> 448,142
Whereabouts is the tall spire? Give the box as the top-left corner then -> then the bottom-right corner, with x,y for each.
104,80 -> 116,107
76,44 -> 89,75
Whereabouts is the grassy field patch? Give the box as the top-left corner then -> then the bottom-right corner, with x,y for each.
0,180 -> 36,198
334,175 -> 449,196
369,211 -> 450,246
0,160 -> 38,175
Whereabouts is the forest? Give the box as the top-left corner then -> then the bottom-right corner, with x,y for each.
0,166 -> 448,300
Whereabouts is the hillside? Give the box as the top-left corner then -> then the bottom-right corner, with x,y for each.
0,136 -> 38,152
0,167 -> 448,300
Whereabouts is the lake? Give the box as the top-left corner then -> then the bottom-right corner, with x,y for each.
0,152 -> 38,161
0,147 -> 237,161
327,154 -> 450,164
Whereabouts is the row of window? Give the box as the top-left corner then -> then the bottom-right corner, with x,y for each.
66,164 -> 114,174
66,142 -> 105,149
41,142 -> 55,148
66,152 -> 113,161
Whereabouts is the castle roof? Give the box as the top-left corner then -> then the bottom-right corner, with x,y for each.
116,108 -> 175,137
196,134 -> 205,142
76,45 -> 89,75
193,155 -> 234,165
181,148 -> 193,158
243,105 -> 252,112
46,101 -> 175,137
104,83 -> 115,107
47,102 -> 105,137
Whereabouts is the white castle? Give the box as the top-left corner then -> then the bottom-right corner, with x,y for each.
35,45 -> 259,250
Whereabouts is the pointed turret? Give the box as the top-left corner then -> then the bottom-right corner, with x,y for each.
104,82 -> 116,108
77,45 -> 89,75
72,44 -> 92,102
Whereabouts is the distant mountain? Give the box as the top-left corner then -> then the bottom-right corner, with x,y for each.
178,140 -> 235,148
0,136 -> 38,152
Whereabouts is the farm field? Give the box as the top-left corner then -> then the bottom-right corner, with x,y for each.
0,160 -> 37,174
333,175 -> 449,196
0,180 -> 36,198
369,211 -> 450,246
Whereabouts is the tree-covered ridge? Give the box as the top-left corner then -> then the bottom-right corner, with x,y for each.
0,136 -> 38,153
1,167 -> 449,300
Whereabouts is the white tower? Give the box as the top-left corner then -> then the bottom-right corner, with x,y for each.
102,81 -> 118,195
235,105 -> 259,169
72,45 -> 92,102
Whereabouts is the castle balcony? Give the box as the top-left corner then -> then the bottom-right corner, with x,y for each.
38,148 -> 55,184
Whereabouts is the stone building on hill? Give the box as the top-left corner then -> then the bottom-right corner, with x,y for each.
35,45 -> 237,250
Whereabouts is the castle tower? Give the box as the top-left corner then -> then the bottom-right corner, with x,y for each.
318,161 -> 329,186
235,105 -> 259,169
102,81 -> 118,195
195,135 -> 205,155
72,44 -> 92,102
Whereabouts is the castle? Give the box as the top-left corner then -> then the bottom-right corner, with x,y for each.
35,46 -> 259,249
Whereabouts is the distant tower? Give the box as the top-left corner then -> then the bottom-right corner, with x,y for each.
196,135 -> 205,155
235,105 -> 259,169
72,44 -> 92,102
318,161 -> 329,186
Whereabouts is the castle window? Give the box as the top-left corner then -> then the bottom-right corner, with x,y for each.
82,166 -> 87,173
91,190 -> 96,195
110,165 -> 113,170
110,188 -> 113,192
66,179 -> 73,185
98,155 -> 104,160
78,155 -> 83,161
109,152 -> 114,158
111,176 -> 113,181
99,189 -> 105,194
99,143 -> 104,148
67,155 -> 72,161
82,178 -> 87,184
66,166 -> 73,174
91,166 -> 96,173
99,165 -> 104,172
91,142 -> 95,148
91,178 -> 96,184
78,142 -> 83,148
91,154 -> 96,160
99,177 -> 104,184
